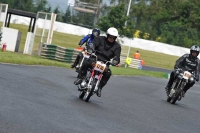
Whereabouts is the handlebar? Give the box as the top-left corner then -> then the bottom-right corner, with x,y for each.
85,51 -> 118,66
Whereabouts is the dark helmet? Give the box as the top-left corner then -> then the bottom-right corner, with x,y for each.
190,45 -> 200,58
92,28 -> 101,37
87,43 -> 94,54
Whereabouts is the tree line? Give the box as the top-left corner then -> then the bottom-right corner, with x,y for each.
0,0 -> 97,28
99,0 -> 200,48
1,0 -> 200,48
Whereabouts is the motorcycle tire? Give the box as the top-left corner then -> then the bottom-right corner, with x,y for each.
79,91 -> 85,99
167,97 -> 171,102
83,78 -> 97,102
170,91 -> 181,104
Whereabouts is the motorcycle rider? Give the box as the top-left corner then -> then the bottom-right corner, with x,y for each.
71,28 -> 101,68
74,27 -> 121,97
165,45 -> 200,96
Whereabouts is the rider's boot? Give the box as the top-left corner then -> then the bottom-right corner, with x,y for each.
97,87 -> 102,97
165,74 -> 174,96
74,78 -> 83,85
71,56 -> 80,68
74,71 -> 86,85
97,82 -> 106,97
71,60 -> 78,68
71,64 -> 76,68
74,72 -> 83,85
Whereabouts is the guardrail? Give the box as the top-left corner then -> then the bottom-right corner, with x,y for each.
40,44 -> 80,63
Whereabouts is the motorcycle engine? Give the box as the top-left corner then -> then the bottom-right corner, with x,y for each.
80,80 -> 87,88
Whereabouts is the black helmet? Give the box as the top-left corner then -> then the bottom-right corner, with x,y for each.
190,45 -> 200,58
92,28 -> 101,37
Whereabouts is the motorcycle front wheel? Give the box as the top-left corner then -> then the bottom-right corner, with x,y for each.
167,97 -> 171,102
79,91 -> 86,99
83,78 -> 97,102
170,90 -> 181,104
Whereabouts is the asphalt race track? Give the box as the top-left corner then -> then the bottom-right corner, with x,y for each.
142,66 -> 172,74
0,64 -> 200,133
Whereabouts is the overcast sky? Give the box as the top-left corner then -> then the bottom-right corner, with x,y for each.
46,0 -> 109,11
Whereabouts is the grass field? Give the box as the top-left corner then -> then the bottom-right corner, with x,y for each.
8,23 -> 179,70
0,51 -> 166,78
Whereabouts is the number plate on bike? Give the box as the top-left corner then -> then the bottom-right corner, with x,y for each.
94,61 -> 106,72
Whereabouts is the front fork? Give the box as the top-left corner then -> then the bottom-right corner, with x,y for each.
169,79 -> 181,97
87,70 -> 103,93
87,70 -> 95,91
94,74 -> 103,92
169,79 -> 186,98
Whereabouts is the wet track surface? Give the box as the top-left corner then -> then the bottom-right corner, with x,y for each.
0,64 -> 200,133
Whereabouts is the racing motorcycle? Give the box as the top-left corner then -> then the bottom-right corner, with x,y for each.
77,54 -> 115,102
167,69 -> 192,104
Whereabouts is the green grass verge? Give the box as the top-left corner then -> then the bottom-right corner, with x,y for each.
0,51 -> 71,68
0,51 -> 167,79
110,67 -> 166,79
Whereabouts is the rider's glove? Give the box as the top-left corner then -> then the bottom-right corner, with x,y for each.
78,42 -> 83,46
112,60 -> 118,66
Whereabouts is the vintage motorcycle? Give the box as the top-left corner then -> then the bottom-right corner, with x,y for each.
167,69 -> 192,104
77,54 -> 115,102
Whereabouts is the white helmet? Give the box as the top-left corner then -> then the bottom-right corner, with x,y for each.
106,27 -> 119,37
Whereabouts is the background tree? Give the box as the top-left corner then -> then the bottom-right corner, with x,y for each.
97,3 -> 135,38
148,0 -> 200,46
0,0 -> 51,13
34,0 -> 51,12
62,5 -> 71,23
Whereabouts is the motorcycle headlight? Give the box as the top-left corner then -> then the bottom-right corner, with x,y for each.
87,49 -> 93,54
183,72 -> 191,79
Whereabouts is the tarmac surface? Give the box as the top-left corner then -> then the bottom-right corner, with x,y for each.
0,64 -> 200,133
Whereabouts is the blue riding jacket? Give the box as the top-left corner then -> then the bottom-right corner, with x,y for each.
79,34 -> 95,46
